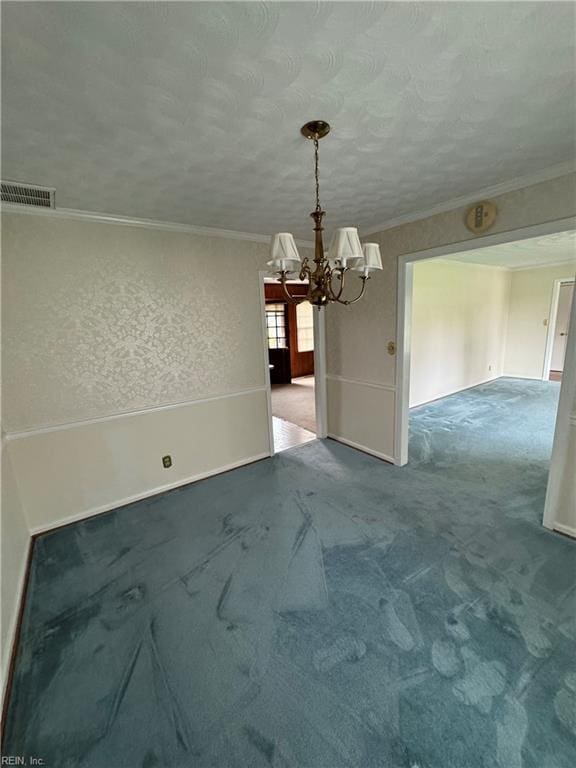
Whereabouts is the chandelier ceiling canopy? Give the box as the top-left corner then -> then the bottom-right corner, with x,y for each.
268,121 -> 382,308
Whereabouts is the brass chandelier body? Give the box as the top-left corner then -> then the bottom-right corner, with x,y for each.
270,121 -> 382,308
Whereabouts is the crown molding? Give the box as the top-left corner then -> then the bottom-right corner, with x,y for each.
509,257 -> 576,272
436,257 -> 510,271
3,159 -> 573,249
0,203 -> 314,249
361,161 -> 576,237
438,256 -> 576,272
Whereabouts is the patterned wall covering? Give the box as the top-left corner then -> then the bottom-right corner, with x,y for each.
326,173 -> 576,385
2,214 -> 270,432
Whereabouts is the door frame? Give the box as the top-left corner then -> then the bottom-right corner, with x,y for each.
542,277 -> 575,381
395,216 -> 576,473
258,271 -> 327,455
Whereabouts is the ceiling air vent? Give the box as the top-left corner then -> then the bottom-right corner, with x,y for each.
1,181 -> 55,208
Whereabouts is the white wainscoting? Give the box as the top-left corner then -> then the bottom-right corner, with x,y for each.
6,388 -> 271,534
326,375 -> 396,463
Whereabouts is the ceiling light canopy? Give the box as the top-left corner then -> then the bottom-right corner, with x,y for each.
268,121 -> 382,307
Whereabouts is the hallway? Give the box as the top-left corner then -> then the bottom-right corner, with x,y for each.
271,375 -> 316,434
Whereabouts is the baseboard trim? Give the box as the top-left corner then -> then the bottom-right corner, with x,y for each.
327,433 -> 395,464
326,374 -> 396,392
1,537 -> 33,743
410,375 -> 501,408
29,452 -> 271,536
553,523 -> 576,539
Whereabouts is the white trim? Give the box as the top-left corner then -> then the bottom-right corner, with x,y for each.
542,279 -> 575,381
362,162 -> 575,236
258,270 -> 328,456
28,453 -> 270,536
327,433 -> 394,465
410,375 -> 500,410
438,257 -> 510,271
1,538 -> 31,706
393,218 -> 576,269
396,218 -> 576,480
314,309 -> 328,439
553,523 -> 576,539
4,387 -> 268,441
0,203 -> 314,248
395,259 -> 412,466
509,258 -> 576,272
5,165 -> 573,249
258,273 -> 276,457
440,256 -> 576,272
544,270 -> 576,530
257,272 -> 328,449
326,374 -> 396,392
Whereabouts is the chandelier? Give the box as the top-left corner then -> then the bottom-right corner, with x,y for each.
268,120 -> 383,307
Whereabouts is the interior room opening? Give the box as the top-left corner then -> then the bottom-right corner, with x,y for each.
263,278 -> 317,452
546,279 -> 574,382
404,231 -> 575,532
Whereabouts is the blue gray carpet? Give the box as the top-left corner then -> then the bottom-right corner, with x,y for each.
3,378 -> 576,767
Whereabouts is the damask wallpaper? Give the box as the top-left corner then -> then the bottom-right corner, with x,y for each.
2,214 -> 270,432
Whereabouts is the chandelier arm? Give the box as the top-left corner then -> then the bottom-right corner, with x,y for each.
299,257 -> 311,282
279,272 -> 307,304
327,266 -> 349,301
333,275 -> 370,306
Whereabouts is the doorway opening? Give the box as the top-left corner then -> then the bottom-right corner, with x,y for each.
261,277 -> 326,452
543,278 -> 575,382
395,223 -> 576,535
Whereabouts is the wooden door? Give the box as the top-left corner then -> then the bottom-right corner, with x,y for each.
264,283 -> 314,380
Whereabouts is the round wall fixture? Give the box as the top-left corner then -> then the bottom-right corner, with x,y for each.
465,200 -> 497,234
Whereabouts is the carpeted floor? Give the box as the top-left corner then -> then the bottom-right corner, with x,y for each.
271,375 -> 316,433
4,378 -> 576,767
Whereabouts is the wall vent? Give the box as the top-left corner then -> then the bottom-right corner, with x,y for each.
1,181 -> 55,208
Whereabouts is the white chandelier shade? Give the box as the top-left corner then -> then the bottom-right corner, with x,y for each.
354,242 -> 383,276
327,227 -> 364,269
267,232 -> 301,273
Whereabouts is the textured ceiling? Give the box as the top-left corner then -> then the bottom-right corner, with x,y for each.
445,230 -> 576,269
2,1 -> 575,238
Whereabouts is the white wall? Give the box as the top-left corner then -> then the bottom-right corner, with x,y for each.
7,390 -> 270,533
327,376 -> 395,461
1,444 -> 30,697
410,260 -> 510,406
504,263 -> 576,379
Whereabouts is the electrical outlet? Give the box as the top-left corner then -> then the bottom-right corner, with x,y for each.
162,455 -> 172,469
488,365 -> 492,372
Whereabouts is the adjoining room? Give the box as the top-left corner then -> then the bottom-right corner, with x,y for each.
264,279 -> 317,452
405,232 -> 575,528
